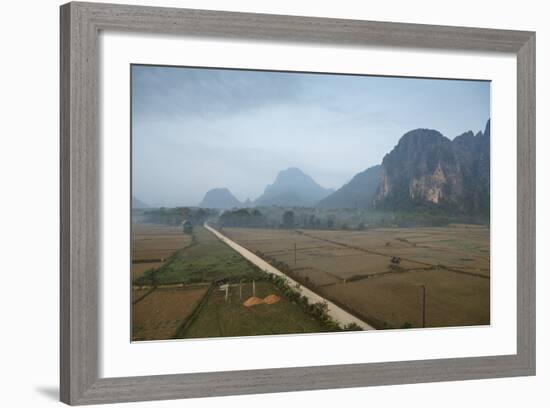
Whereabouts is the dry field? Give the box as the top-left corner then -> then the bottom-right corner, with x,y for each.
224,225 -> 490,329
131,226 -> 330,341
132,285 -> 209,341
132,223 -> 193,280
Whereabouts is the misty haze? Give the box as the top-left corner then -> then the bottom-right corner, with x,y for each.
132,65 -> 489,208
131,65 -> 491,341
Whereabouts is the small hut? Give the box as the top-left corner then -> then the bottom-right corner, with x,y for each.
390,256 -> 401,265
181,220 -> 193,234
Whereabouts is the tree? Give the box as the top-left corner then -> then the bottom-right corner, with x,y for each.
176,206 -> 190,218
218,208 -> 266,228
282,210 -> 295,229
250,209 -> 265,227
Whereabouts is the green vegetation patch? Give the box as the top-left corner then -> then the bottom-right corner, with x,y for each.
135,226 -> 262,286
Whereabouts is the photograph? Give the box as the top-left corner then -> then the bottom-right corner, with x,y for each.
130,64 -> 491,341
1,0 -> 541,405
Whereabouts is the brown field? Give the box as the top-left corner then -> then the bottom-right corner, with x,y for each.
132,285 -> 209,341
131,262 -> 165,280
132,223 -> 193,280
323,270 -> 489,328
224,225 -> 490,329
131,288 -> 153,304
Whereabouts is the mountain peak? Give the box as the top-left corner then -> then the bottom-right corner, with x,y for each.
255,168 -> 332,207
397,128 -> 450,146
199,188 -> 241,209
281,167 -> 303,174
274,167 -> 310,182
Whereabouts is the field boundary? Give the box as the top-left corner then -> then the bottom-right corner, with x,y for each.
133,231 -> 198,286
132,258 -> 165,264
173,283 -> 216,339
297,230 -> 489,280
132,287 -> 156,305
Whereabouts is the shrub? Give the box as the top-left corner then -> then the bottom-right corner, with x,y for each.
343,323 -> 363,331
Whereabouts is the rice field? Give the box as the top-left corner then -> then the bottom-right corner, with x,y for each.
132,285 -> 210,341
223,225 -> 490,329
131,223 -> 193,280
131,225 -> 331,341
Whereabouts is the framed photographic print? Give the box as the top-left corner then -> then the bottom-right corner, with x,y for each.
60,1 -> 535,405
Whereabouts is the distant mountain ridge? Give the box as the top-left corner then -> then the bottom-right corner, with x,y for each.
317,165 -> 381,209
254,167 -> 334,207
199,188 -> 242,209
194,120 -> 490,214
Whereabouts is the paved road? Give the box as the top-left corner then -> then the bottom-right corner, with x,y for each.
204,223 -> 375,331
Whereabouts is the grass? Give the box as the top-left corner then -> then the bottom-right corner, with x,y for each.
181,281 -> 327,338
135,226 -> 262,286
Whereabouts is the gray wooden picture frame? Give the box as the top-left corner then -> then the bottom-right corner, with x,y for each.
60,1 -> 536,405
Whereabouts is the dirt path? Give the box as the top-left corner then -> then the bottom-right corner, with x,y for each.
205,223 -> 375,331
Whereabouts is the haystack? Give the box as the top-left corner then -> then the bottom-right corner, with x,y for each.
243,296 -> 264,307
263,294 -> 281,305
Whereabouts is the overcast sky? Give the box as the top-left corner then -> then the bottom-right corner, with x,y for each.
132,65 -> 490,207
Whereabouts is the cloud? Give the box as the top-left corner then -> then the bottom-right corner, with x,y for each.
132,65 -> 302,120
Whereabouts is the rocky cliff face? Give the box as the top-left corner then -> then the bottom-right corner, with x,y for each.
374,120 -> 490,215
